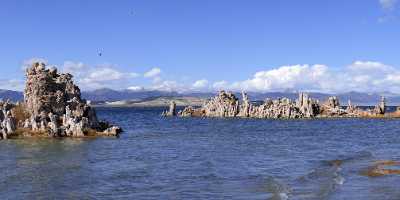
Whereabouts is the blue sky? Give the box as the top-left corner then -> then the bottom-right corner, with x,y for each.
1,0 -> 400,92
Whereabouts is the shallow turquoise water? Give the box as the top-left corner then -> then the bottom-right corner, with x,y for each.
1,107 -> 400,199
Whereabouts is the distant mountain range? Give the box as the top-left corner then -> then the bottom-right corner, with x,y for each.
0,89 -> 24,102
1,88 -> 400,106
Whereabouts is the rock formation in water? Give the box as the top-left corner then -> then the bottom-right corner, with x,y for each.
178,91 -> 320,119
162,101 -> 177,116
296,93 -> 320,117
202,90 -> 239,117
0,62 -> 121,140
374,96 -> 386,115
174,91 -> 389,119
345,100 -> 362,117
0,100 -> 16,139
319,96 -> 346,116
238,91 -> 251,117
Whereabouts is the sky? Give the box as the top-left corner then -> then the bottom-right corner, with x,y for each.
1,0 -> 400,93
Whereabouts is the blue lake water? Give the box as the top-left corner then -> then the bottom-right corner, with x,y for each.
1,107 -> 400,199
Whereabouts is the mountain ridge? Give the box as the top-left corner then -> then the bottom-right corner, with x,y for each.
1,88 -> 399,106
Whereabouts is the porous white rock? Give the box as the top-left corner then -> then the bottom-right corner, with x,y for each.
0,101 -> 16,139
21,62 -> 121,137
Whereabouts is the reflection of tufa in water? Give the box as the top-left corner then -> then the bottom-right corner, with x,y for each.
167,91 -> 391,119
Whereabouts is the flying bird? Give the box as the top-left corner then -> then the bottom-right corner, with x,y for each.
98,51 -> 102,57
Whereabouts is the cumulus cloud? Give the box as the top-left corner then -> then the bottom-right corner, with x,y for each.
150,80 -> 183,92
85,68 -> 124,82
192,79 -> 209,89
57,60 -> 400,93
230,64 -> 334,92
343,61 -> 400,92
7,58 -> 400,93
144,68 -> 161,78
79,66 -> 139,90
208,61 -> 400,93
63,61 -> 86,73
21,59 -> 141,90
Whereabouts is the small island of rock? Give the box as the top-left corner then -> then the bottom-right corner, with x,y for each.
0,62 -> 121,140
164,90 -> 392,119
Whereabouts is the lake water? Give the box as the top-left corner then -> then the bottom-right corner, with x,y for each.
1,107 -> 400,199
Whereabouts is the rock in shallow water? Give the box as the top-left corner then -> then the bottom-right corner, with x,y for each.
162,101 -> 177,117
0,101 -> 16,139
178,91 -> 320,119
7,62 -> 122,138
175,91 -> 388,119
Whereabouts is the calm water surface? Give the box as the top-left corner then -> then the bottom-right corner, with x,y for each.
1,107 -> 400,199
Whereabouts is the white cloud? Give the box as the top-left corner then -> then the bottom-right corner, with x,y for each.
127,86 -> 144,91
212,81 -> 229,90
150,80 -> 181,92
348,61 -> 392,71
343,61 -> 400,92
24,60 -> 141,90
63,61 -> 86,73
208,61 -> 400,93
8,58 -> 143,91
192,79 -> 209,89
85,68 -> 125,81
144,67 -> 161,78
8,58 -> 400,93
380,0 -> 397,10
79,66 -> 140,90
231,64 -> 332,92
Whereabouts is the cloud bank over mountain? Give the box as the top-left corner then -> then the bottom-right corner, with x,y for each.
225,61 -> 400,93
4,58 -> 400,94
